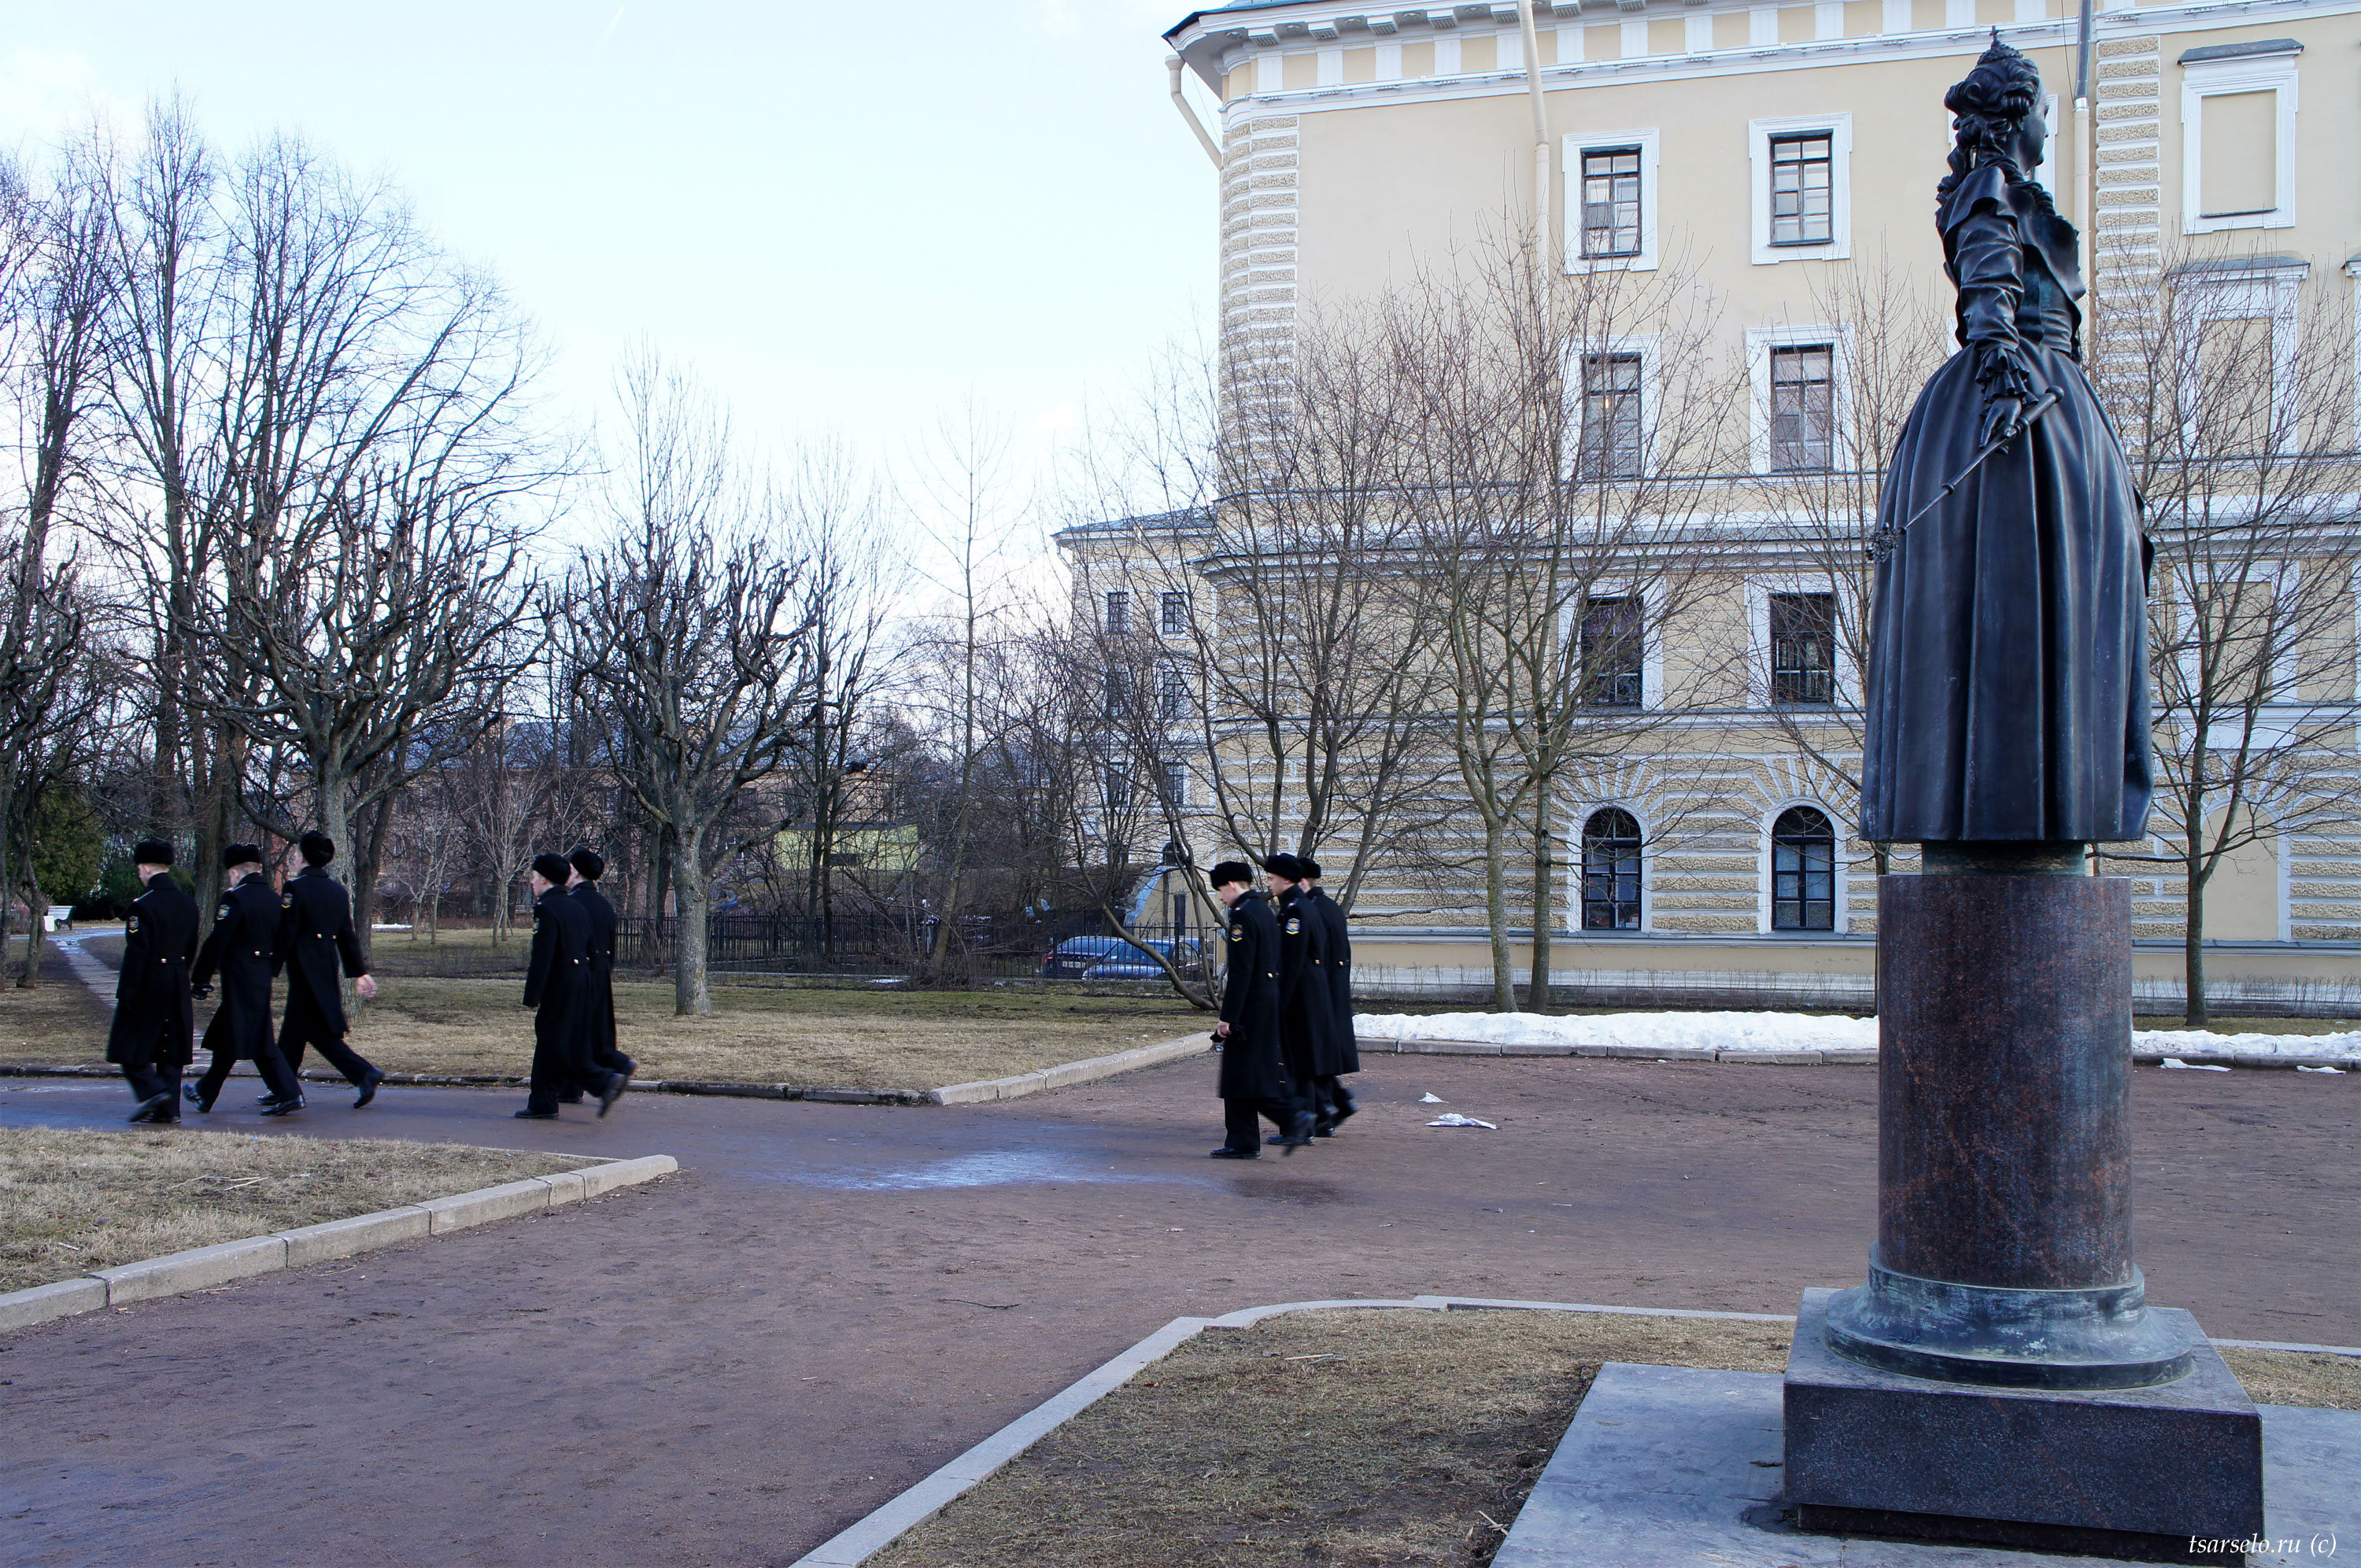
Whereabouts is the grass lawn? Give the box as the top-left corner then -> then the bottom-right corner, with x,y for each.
0,1127 -> 589,1294
871,1308 -> 2361,1568
8,938 -> 1206,1090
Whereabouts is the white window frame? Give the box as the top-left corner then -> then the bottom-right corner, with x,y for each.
1564,334 -> 1661,481
1757,798 -> 1849,935
2169,258 -> 2305,441
1569,801 -> 1653,935
1561,579 -> 1667,712
1563,128 -> 1660,275
2180,52 -> 2298,234
1745,574 -> 1859,712
1743,324 -> 1852,475
1750,113 -> 1852,266
2160,560 -> 2305,748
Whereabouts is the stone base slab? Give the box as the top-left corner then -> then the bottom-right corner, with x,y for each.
1495,1360 -> 2357,1568
1785,1288 -> 2263,1550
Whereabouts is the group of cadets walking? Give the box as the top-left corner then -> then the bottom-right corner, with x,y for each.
1208,853 -> 1357,1158
104,835 -> 630,1127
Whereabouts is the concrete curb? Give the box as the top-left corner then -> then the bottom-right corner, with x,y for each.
0,1153 -> 678,1332
782,1293 -> 2361,1567
926,1033 -> 1212,1105
1356,1035 -> 2356,1070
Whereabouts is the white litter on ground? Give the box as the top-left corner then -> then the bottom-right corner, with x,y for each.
1353,1010 -> 2361,1065
1417,1092 -> 1445,1103
1427,1113 -> 1497,1130
2296,1064 -> 2344,1074
2160,1057 -> 2232,1072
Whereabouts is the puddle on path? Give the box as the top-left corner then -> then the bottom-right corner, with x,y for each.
789,1148 -> 1199,1193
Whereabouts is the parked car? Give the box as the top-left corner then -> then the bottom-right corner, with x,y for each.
1039,935 -> 1203,981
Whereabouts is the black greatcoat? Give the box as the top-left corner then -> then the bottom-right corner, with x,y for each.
192,873 -> 283,1060
278,865 -> 368,1034
1860,166 -> 2151,844
569,880 -> 628,1072
523,884 -> 595,1075
1276,887 -> 1343,1082
107,874 -> 198,1068
1306,887 -> 1357,1075
1216,891 -> 1291,1104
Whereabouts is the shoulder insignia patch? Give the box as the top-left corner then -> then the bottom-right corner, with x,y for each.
1284,916 -> 1301,934
281,893 -> 294,909
1228,924 -> 1243,942
217,902 -> 232,920
126,916 -> 139,933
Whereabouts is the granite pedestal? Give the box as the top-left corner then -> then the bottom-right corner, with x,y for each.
1788,869 -> 2266,1560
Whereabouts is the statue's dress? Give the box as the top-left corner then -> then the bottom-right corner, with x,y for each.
1859,165 -> 2152,844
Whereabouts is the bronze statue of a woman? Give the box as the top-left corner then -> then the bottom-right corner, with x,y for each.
1859,35 -> 2152,855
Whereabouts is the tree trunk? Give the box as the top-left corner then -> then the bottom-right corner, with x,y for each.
349,793 -> 394,971
673,823 -> 712,1016
1483,814 -> 1517,1013
15,872 -> 45,988
1527,774 -> 1554,1013
2183,861 -> 2208,1028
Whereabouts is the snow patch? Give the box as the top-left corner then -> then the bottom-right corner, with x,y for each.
1354,1010 -> 2361,1065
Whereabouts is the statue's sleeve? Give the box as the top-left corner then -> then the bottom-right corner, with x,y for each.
1945,170 -> 2037,406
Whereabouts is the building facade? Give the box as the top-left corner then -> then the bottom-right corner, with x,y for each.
1073,0 -> 2361,1009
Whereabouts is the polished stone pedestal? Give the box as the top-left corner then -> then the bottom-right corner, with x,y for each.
1786,1289 -> 2264,1562
1789,870 -> 2265,1559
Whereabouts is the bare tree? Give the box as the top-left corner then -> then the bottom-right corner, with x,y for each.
562,352 -> 817,1014
2093,242 -> 2361,1024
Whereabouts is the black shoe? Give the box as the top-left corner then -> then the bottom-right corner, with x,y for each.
597,1076 -> 627,1119
353,1068 -> 384,1109
260,1095 -> 305,1116
1328,1099 -> 1357,1130
1210,1146 -> 1258,1159
1265,1134 -> 1288,1146
182,1084 -> 202,1105
514,1109 -> 558,1120
128,1094 -> 172,1123
1314,1123 -> 1337,1137
1283,1112 -> 1314,1155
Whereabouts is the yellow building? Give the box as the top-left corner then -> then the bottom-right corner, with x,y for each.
1077,0 -> 2361,1010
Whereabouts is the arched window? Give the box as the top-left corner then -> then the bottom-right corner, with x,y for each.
1771,806 -> 1836,931
1581,808 -> 1643,930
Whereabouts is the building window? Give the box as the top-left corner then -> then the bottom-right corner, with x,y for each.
1103,765 -> 1129,814
1771,806 -> 1836,931
1770,593 -> 1837,707
1155,661 -> 1189,720
1579,353 -> 1642,478
1768,134 -> 1834,245
1580,146 -> 1642,259
1580,595 -> 1643,708
1750,115 -> 1852,264
1563,129 -> 1659,273
2178,43 -> 2300,234
1769,345 -> 1834,470
1104,590 -> 1129,634
1103,668 -> 1129,720
1155,758 -> 1188,808
1160,591 -> 1188,635
1581,807 -> 1643,931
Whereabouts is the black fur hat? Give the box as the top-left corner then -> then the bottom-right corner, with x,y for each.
1263,852 -> 1306,880
568,847 -> 605,882
223,843 -> 264,869
531,852 -> 573,885
299,831 -> 335,867
1208,860 -> 1254,889
132,839 -> 173,867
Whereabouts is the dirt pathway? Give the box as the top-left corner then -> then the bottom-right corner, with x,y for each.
0,1053 -> 2351,1566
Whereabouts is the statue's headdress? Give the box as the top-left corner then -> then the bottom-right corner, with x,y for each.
1945,31 -> 2045,175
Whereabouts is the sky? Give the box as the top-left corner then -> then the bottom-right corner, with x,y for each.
2,1 -> 1223,545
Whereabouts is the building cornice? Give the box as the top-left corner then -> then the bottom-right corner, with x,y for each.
1173,0 -> 2361,107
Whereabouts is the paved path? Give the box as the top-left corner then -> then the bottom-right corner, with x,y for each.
2,977 -> 2352,1565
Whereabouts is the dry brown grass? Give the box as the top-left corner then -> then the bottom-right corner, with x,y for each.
873,1308 -> 2359,1568
0,1126 -> 588,1293
0,954 -> 1204,1091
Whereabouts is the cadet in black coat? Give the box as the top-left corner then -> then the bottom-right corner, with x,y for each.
1299,858 -> 1358,1134
276,832 -> 386,1108
1266,854 -> 1343,1137
109,840 -> 198,1124
564,847 -> 634,1093
516,853 -> 624,1120
1209,860 -> 1309,1157
189,843 -> 305,1114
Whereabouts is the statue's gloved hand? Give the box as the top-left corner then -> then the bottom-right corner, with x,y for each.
1971,339 -> 2037,448
1979,394 -> 2024,448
